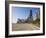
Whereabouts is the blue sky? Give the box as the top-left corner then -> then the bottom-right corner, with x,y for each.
12,7 -> 40,23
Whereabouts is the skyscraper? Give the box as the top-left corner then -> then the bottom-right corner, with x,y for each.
29,10 -> 32,18
27,10 -> 33,21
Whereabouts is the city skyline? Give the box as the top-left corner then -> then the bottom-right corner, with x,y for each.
12,7 -> 40,23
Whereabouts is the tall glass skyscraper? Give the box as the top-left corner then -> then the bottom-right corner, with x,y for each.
27,10 -> 33,21
28,10 -> 32,18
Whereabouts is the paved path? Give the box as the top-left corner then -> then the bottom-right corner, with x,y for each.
12,23 -> 40,31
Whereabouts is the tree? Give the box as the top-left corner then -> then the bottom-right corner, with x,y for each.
17,19 -> 22,23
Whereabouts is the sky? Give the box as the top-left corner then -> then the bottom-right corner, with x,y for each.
12,7 -> 40,23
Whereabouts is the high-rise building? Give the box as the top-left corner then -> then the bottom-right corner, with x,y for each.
27,10 -> 33,22
28,10 -> 32,18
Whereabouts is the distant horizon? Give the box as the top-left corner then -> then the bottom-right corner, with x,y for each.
12,7 -> 40,23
